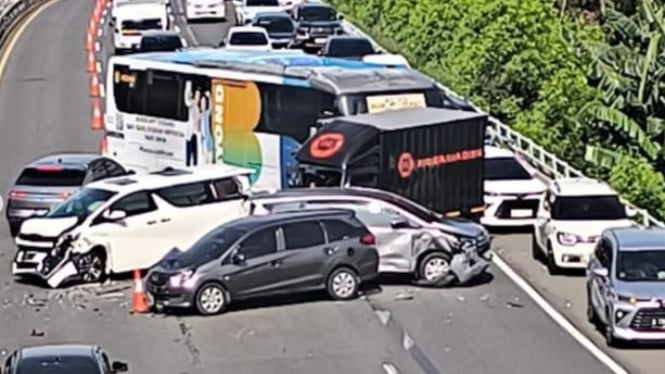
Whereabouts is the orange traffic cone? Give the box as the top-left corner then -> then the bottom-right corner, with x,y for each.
91,99 -> 103,130
89,75 -> 100,97
131,270 -> 150,314
93,2 -> 102,20
89,18 -> 97,33
99,136 -> 108,154
86,51 -> 96,73
85,32 -> 94,51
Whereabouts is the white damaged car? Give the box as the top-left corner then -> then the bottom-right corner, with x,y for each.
13,166 -> 254,288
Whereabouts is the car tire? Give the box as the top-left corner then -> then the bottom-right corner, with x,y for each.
531,234 -> 541,261
604,313 -> 625,348
79,250 -> 107,284
326,267 -> 359,301
195,282 -> 228,315
546,243 -> 561,275
418,252 -> 455,287
9,224 -> 19,238
586,286 -> 598,325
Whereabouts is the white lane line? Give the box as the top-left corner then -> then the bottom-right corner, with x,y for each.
97,27 -> 103,38
171,0 -> 199,46
99,83 -> 105,98
96,61 -> 102,74
382,363 -> 400,374
102,8 -> 107,17
492,255 -> 629,374
95,41 -> 101,52
181,38 -> 188,47
374,309 -> 390,325
174,25 -> 180,33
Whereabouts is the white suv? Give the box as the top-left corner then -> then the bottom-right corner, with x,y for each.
13,165 -> 254,288
482,146 -> 546,227
532,178 -> 635,274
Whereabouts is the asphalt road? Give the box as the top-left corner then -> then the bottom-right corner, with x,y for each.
0,0 -> 650,373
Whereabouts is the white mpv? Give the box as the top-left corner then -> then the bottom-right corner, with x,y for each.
532,178 -> 635,274
13,165 -> 254,288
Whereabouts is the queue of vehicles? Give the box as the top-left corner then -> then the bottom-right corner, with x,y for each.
2,0 -> 665,348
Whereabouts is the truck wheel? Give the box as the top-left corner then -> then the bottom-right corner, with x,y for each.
326,267 -> 359,301
418,252 -> 454,287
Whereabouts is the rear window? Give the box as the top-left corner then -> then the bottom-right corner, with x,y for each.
140,35 -> 182,51
122,19 -> 162,30
229,32 -> 268,46
16,168 -> 86,187
326,39 -> 374,58
16,357 -> 102,374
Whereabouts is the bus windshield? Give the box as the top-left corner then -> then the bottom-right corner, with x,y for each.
340,88 -> 441,115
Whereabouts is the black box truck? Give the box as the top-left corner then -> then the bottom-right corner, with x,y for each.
295,107 -> 487,219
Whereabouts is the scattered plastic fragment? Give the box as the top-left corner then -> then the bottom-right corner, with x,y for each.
479,294 -> 490,302
564,300 -> 572,309
456,295 -> 466,302
394,293 -> 413,301
30,329 -> 45,337
506,302 -> 524,308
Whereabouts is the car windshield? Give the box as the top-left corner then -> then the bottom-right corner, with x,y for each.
122,19 -> 162,31
484,157 -> 532,180
141,36 -> 182,51
16,357 -> 102,374
326,39 -> 374,57
551,195 -> 626,220
174,227 -> 247,267
47,188 -> 116,220
16,167 -> 86,187
256,17 -> 294,34
229,32 -> 268,45
616,250 -> 665,282
246,0 -> 277,6
299,6 -> 336,21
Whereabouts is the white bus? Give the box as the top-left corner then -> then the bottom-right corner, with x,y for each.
103,49 -> 473,190
111,0 -> 170,53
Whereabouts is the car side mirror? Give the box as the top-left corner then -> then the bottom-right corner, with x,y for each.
390,217 -> 412,229
592,267 -> 609,278
218,41 -> 226,47
103,210 -> 127,221
232,252 -> 246,265
111,361 -> 129,373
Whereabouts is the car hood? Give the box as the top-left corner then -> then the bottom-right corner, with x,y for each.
242,6 -> 281,15
298,20 -> 340,28
432,218 -> 487,239
19,216 -> 79,237
152,247 -> 215,271
484,178 -> 546,195
614,280 -> 665,300
553,220 -> 635,238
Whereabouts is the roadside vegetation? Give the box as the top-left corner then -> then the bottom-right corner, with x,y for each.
328,0 -> 665,220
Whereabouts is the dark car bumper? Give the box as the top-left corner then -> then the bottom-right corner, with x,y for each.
145,282 -> 195,309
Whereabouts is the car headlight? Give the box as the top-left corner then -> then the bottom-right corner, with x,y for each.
168,269 -> 197,288
556,232 -> 580,246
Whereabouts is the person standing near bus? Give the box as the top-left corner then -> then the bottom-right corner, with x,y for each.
184,83 -> 201,166
199,91 -> 214,164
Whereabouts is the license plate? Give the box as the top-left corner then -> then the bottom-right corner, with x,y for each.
511,209 -> 533,218
315,38 -> 327,44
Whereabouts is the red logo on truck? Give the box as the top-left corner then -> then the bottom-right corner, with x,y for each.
397,148 -> 483,178
397,152 -> 415,178
310,133 -> 345,159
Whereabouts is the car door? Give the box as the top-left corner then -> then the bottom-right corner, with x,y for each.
222,225 -> 285,298
534,190 -> 553,250
276,219 -> 328,290
590,239 -> 612,322
88,191 -> 173,272
352,203 -> 416,273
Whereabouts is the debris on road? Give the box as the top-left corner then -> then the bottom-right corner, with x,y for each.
455,294 -> 466,302
394,292 -> 413,301
30,328 -> 45,337
479,294 -> 491,302
564,300 -> 572,309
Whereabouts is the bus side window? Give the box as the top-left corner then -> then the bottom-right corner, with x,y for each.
113,65 -> 147,115
145,70 -> 186,121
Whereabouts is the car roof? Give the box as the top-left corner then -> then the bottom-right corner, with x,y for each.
115,3 -> 164,16
26,153 -> 103,170
298,2 -> 332,9
550,178 -> 617,197
230,208 -> 355,231
608,227 -> 665,251
229,26 -> 268,34
328,35 -> 368,42
141,30 -> 179,37
19,344 -> 97,359
88,164 -> 253,193
484,145 -> 515,159
253,186 -> 401,203
255,11 -> 290,18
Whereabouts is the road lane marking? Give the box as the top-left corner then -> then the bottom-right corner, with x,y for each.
94,41 -> 100,52
492,254 -> 629,374
172,0 -> 199,46
96,61 -> 102,74
99,83 -> 105,98
0,0 -> 61,84
382,363 -> 400,374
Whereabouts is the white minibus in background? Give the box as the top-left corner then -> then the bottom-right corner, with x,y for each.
111,0 -> 170,54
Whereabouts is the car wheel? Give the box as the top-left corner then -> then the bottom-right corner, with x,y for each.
79,250 -> 107,283
418,252 -> 454,287
195,283 -> 227,315
326,267 -> 359,301
604,314 -> 625,348
546,243 -> 561,275
531,234 -> 541,261
586,286 -> 598,325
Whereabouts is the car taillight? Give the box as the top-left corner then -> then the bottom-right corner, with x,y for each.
9,190 -> 26,199
360,233 -> 375,245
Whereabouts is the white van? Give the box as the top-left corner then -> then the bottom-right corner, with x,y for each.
112,0 -> 169,53
185,0 -> 226,21
13,165 -> 256,288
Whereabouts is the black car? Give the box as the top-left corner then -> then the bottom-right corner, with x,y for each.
5,153 -> 127,237
291,3 -> 344,50
1,344 -> 128,374
320,35 -> 375,59
138,30 -> 183,52
146,209 -> 380,315
252,11 -> 296,49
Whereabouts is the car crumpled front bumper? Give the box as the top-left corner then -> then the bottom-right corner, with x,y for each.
13,241 -> 86,288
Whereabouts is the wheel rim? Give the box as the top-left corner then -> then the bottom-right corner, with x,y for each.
332,271 -> 356,298
424,257 -> 450,281
82,254 -> 104,282
200,286 -> 224,313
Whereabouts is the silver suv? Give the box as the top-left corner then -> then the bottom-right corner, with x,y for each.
586,227 -> 665,347
250,187 -> 492,287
